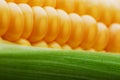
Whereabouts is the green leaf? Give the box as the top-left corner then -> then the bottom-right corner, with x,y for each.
0,44 -> 120,80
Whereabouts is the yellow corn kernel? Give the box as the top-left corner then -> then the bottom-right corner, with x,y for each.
68,13 -> 84,48
0,0 -> 10,36
44,0 -> 56,7
86,0 -> 101,21
28,6 -> 48,43
87,49 -> 96,52
49,42 -> 62,49
14,39 -> 31,46
106,24 -> 120,52
44,7 -> 59,42
14,0 -> 28,3
80,15 -> 97,50
75,47 -> 83,51
6,0 -> 14,2
32,41 -> 48,48
62,45 -> 72,50
28,0 -> 44,6
56,0 -> 74,13
3,2 -> 24,41
92,23 -> 109,51
55,9 -> 71,45
19,4 -> 33,39
113,0 -> 120,23
99,0 -> 114,26
74,0 -> 87,15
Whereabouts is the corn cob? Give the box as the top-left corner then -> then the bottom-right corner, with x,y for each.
1,1 -> 120,53
1,0 -> 120,80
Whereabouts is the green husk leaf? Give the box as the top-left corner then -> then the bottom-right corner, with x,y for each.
0,44 -> 120,80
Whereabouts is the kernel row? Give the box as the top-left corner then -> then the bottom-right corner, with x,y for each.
5,0 -> 120,26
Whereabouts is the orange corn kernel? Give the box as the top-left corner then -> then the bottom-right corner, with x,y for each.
56,0 -> 74,13
6,0 -> 14,2
28,6 -> 48,43
0,0 -> 10,36
85,0 -> 101,21
28,0 -> 44,7
106,24 -> 120,52
19,4 -> 33,39
3,2 -> 24,41
92,23 -> 109,51
74,0 -> 87,15
99,0 -> 114,26
44,7 -> 59,42
56,9 -> 71,45
68,13 -> 84,48
113,0 -> 120,23
80,15 -> 97,50
44,0 -> 56,7
14,0 -> 28,3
